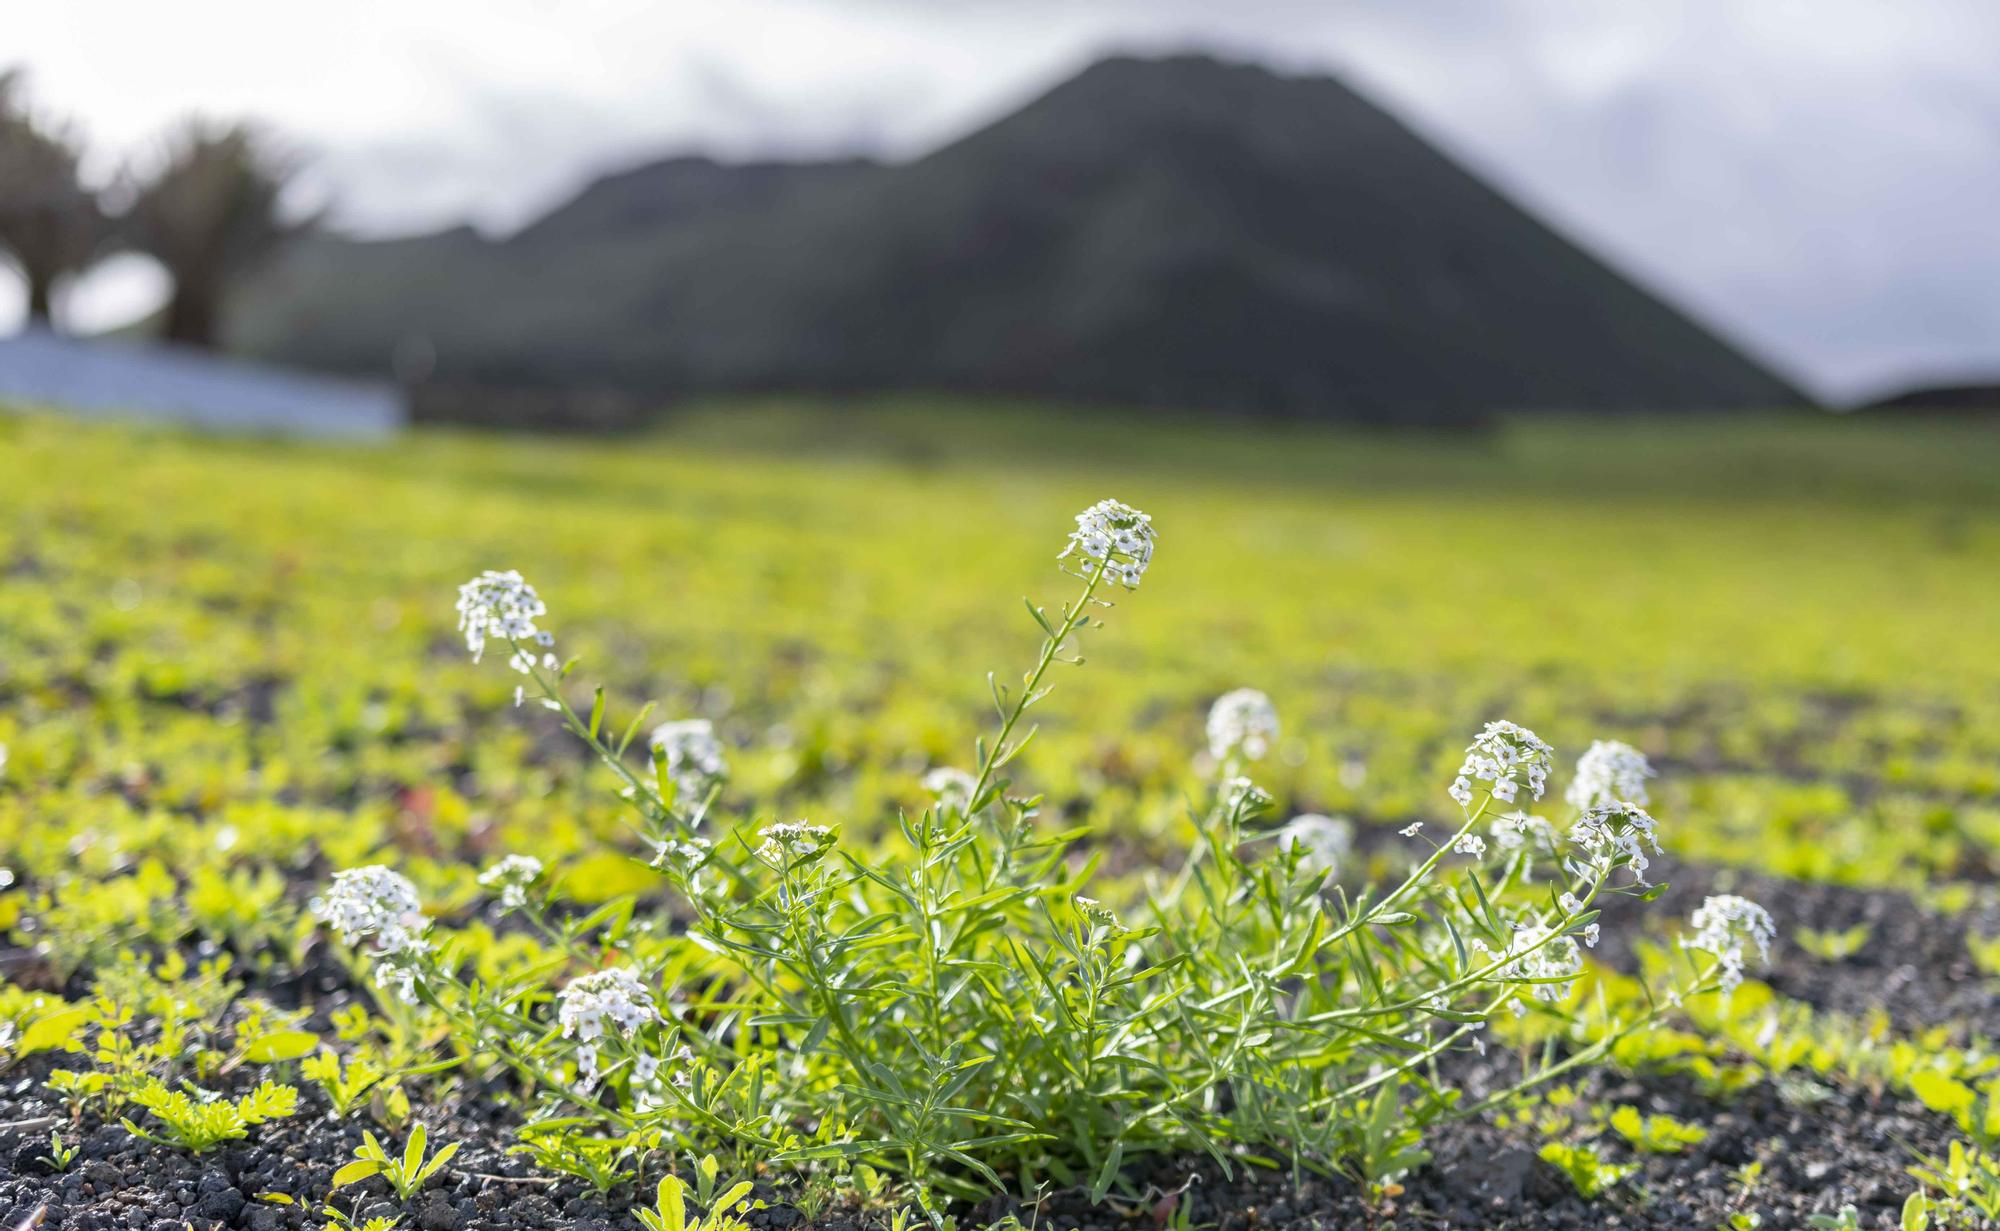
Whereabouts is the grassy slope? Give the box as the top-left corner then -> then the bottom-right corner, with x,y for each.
0,403 -> 1996,897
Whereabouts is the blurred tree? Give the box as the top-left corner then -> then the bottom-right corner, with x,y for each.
0,70 -> 112,328
124,121 -> 307,347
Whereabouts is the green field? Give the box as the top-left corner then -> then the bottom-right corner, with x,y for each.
4,402 -> 2000,1226
3,403 -> 1996,897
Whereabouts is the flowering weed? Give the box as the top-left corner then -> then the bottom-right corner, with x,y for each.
300,499 -> 1770,1209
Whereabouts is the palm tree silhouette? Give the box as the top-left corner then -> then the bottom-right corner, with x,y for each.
0,71 -> 111,328
124,120 -> 308,348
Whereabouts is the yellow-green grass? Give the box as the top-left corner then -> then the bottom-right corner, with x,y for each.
0,402 -> 1996,928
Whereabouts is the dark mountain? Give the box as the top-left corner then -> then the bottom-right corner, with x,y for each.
511,155 -> 880,246
231,54 -> 1810,419
1862,382 -> 2000,412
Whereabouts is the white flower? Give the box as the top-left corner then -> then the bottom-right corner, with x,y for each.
1452,833 -> 1487,858
651,836 -> 713,870
1454,721 -> 1555,807
1566,740 -> 1656,811
1058,498 -> 1157,589
1570,803 -> 1664,884
755,820 -> 836,865
1682,894 -> 1776,999
1275,814 -> 1353,879
1207,689 -> 1280,762
558,968 -> 657,1082
649,719 -> 728,795
454,570 -> 548,665
478,854 -> 543,910
1503,922 -> 1583,1003
310,866 -> 430,957
1399,822 -> 1424,837
922,766 -> 980,815
375,963 -> 421,1005
1075,896 -> 1123,930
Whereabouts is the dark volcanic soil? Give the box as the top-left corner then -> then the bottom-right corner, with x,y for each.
1603,855 -> 2000,1027
0,861 -> 1990,1231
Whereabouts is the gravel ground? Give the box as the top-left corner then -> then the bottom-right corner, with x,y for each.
0,863 -> 1988,1231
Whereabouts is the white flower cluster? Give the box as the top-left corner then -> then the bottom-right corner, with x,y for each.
1450,720 -> 1554,808
558,966 -> 657,1082
650,719 -> 728,795
1207,688 -> 1280,762
651,836 -> 717,898
478,854 -> 543,910
1058,498 -> 1157,589
311,866 -> 429,956
1504,922 -> 1583,1003
1451,833 -> 1487,857
1074,895 -> 1122,930
1565,740 -> 1656,811
651,836 -> 713,870
455,570 -> 550,665
311,866 -> 432,1004
1683,894 -> 1776,998
1275,814 -> 1352,879
755,820 -> 836,865
1569,803 -> 1664,884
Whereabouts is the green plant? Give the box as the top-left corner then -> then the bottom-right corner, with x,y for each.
121,1077 -> 298,1152
1795,923 -> 1871,963
1807,1206 -> 1861,1229
303,1050 -> 395,1118
680,1154 -> 757,1212
634,1173 -> 756,1231
1538,1141 -> 1637,1200
0,986 -> 91,1069
1902,1190 -> 1933,1231
332,1123 -> 462,1201
258,1192 -> 400,1231
509,1127 -> 638,1196
1908,1140 -> 2000,1223
45,1068 -> 113,1117
1968,934 -> 2000,979
309,516 -> 1758,1206
37,1129 -> 78,1172
1351,1083 -> 1433,1200
1607,1105 -> 1708,1154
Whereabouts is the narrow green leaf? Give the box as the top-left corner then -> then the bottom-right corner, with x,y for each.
331,1160 -> 381,1190
243,1030 -> 320,1063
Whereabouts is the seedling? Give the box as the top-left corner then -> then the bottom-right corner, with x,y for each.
634,1174 -> 755,1231
332,1124 -> 462,1201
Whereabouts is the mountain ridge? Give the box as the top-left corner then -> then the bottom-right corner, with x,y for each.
231,52 -> 1811,419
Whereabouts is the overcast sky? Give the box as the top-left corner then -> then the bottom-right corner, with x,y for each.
7,0 -> 1999,402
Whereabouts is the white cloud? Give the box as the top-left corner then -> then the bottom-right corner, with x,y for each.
5,0 -> 1998,399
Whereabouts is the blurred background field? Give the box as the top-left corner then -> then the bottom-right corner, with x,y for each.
3,403 -> 1996,929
